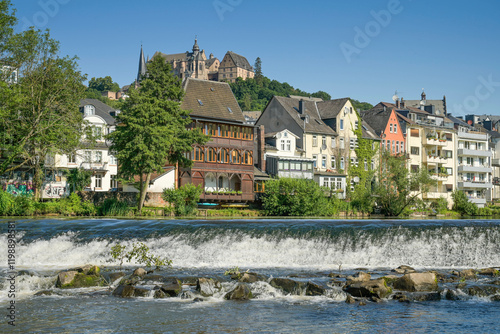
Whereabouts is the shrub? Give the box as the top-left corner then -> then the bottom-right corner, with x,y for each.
98,198 -> 130,216
430,196 -> 449,214
452,190 -> 478,216
0,190 -> 14,215
162,184 -> 202,216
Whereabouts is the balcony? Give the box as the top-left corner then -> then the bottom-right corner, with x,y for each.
430,173 -> 449,181
424,137 -> 448,146
81,161 -> 108,172
423,191 -> 449,199
492,158 -> 500,167
468,197 -> 487,205
457,181 -> 492,189
457,131 -> 488,141
457,148 -> 492,157
201,192 -> 253,201
457,165 -> 492,173
424,155 -> 448,164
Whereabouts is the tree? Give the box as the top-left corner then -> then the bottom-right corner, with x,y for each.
451,190 -> 478,216
0,22 -> 87,199
162,183 -> 203,216
66,168 -> 92,193
351,99 -> 373,112
311,91 -> 331,101
374,151 -> 434,216
108,55 -> 208,211
254,57 -> 262,84
88,76 -> 120,92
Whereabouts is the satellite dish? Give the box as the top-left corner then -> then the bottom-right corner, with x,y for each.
392,90 -> 399,103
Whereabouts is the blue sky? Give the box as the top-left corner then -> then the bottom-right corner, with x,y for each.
12,0 -> 500,116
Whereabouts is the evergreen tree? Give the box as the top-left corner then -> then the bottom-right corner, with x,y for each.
108,55 -> 208,210
254,57 -> 263,84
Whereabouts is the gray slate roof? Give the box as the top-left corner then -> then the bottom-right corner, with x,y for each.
224,51 -> 253,72
181,78 -> 245,123
79,99 -> 117,125
361,108 -> 392,136
273,96 -> 337,136
405,99 -> 446,115
317,98 -> 350,119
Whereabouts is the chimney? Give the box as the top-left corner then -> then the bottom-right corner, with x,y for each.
396,99 -> 400,109
299,99 -> 305,114
259,125 -> 266,172
401,97 -> 405,108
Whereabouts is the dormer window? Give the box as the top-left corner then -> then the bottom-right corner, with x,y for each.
84,105 -> 95,116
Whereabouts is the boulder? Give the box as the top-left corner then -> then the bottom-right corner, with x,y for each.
393,272 -> 438,292
392,265 -> 416,274
491,295 -> 500,302
460,269 -> 477,279
343,279 -> 392,299
34,290 -> 54,296
239,272 -> 267,283
224,283 -> 253,300
467,285 -> 500,297
133,287 -> 150,297
108,272 -> 126,283
381,275 -> 399,287
305,282 -> 325,296
133,268 -> 147,278
269,278 -> 306,295
160,279 -> 182,297
479,268 -> 500,276
196,278 -> 222,297
411,292 -> 441,302
392,292 -> 409,302
56,271 -> 78,287
154,289 -> 166,299
112,285 -> 136,298
346,271 -> 371,283
120,276 -> 141,286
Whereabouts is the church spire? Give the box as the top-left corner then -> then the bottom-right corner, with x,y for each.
192,37 -> 199,53
137,44 -> 147,82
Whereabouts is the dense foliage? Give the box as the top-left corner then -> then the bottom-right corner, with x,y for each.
162,184 -> 203,216
452,190 -> 478,216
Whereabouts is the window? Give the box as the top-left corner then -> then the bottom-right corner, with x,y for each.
364,159 -> 368,171
400,142 -> 404,153
331,156 -> 336,169
194,147 -> 205,161
390,124 -> 393,133
411,128 -> 419,137
110,175 -> 118,189
84,151 -> 91,163
340,119 -> 344,130
322,155 -> 326,168
312,135 -> 318,147
278,161 -> 284,170
92,126 -> 102,139
340,157 -> 345,170
312,155 -> 318,168
231,150 -> 241,164
109,155 -> 117,165
95,151 -> 102,163
445,133 -> 452,141
382,140 -> 386,149
281,140 -> 285,151
386,141 -> 390,151
95,174 -> 102,188
444,150 -> 453,159
218,176 -> 224,189
243,151 -> 253,165
286,140 -> 291,151
84,105 -> 95,116
371,159 -> 375,170
350,138 -> 355,150
355,121 -> 358,130
411,147 -> 419,155
197,99 -> 203,106
340,138 -> 345,149
331,137 -> 336,148
394,124 -> 397,133
68,154 -> 76,164
392,140 -> 395,152
307,162 -> 313,171
322,136 -> 326,147
283,161 -> 290,170
207,148 -> 217,162
396,141 -> 399,153
446,168 -> 453,175
302,162 -> 308,171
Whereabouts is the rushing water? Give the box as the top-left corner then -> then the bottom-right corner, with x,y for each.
1,218 -> 500,333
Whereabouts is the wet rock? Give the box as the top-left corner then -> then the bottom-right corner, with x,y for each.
381,275 -> 399,287
411,292 -> 441,302
479,268 -> 500,276
329,279 -> 344,287
133,287 -> 150,297
359,301 -> 367,306
112,285 -> 136,298
445,289 -> 460,300
180,291 -> 198,299
181,277 -> 200,286
133,268 -> 147,278
370,296 -> 382,303
345,295 -> 356,304
343,279 -> 392,299
393,292 -> 409,302
392,265 -> 416,274
224,283 -> 253,300
153,289 -> 166,299
467,285 -> 500,297
347,271 -> 371,283
120,276 -> 141,286
56,271 -> 78,287
269,278 -> 306,295
305,282 -> 325,296
108,272 -> 126,283
196,278 -> 222,297
142,274 -> 165,282
460,269 -> 477,279
160,278 -> 182,297
491,295 -> 500,302
328,273 -> 344,278
18,270 -> 35,276
393,272 -> 438,292
34,290 -> 54,296
239,272 -> 267,283
193,297 -> 204,303
489,280 -> 500,286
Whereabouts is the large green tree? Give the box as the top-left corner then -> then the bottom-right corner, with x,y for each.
108,55 -> 208,210
88,76 -> 120,92
374,151 -> 434,216
0,2 -> 87,199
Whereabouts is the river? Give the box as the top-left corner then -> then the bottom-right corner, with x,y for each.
1,218 -> 499,333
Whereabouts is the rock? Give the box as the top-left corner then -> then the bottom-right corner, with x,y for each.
154,289 -> 166,299
330,279 -> 344,287
393,292 -> 409,302
133,287 -> 150,297
346,271 -> 371,282
181,277 -> 200,286
196,278 -> 222,297
142,274 -> 165,282
345,295 -> 356,304
120,276 -> 141,286
56,271 -> 78,287
359,301 -> 367,306
393,272 -> 438,292
70,264 -> 92,273
180,291 -> 197,299
381,275 -> 399,287
112,285 -> 136,298
445,289 -> 460,300
370,296 -> 382,303
133,268 -> 147,278
479,268 -> 500,276
18,270 -> 35,276
411,292 -> 441,302
224,283 -> 253,300
239,272 -> 267,283
34,290 -> 54,296
343,279 -> 392,299
305,282 -> 325,296
392,265 -> 416,274
328,273 -> 344,278
108,272 -> 126,283
491,295 -> 500,302
467,285 -> 500,297
460,269 -> 477,279
193,297 -> 204,303
160,278 -> 182,297
489,280 -> 500,286
269,278 -> 306,295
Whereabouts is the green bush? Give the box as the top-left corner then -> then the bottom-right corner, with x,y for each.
477,206 -> 492,216
452,190 -> 478,216
162,184 -> 203,216
0,190 -> 14,215
430,197 -> 449,214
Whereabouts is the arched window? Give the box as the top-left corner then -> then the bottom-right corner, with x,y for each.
231,150 -> 241,164
331,156 -> 336,170
84,105 -> 95,116
194,147 -> 205,162
207,148 -> 217,162
340,157 -> 345,170
243,151 -> 253,165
